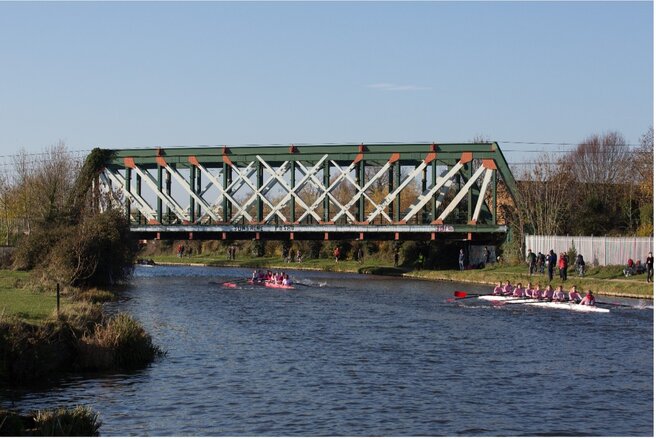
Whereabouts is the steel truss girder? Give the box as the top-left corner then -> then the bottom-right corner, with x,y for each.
95,143 -> 518,232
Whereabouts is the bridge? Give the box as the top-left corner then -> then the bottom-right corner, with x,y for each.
93,143 -> 518,243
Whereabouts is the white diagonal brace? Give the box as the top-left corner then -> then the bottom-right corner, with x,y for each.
257,156 -> 317,223
232,161 -> 290,222
366,160 -> 430,223
471,168 -> 494,223
401,163 -> 464,222
164,164 -> 220,221
194,161 -> 254,222
437,164 -> 487,222
332,161 -> 394,223
123,165 -> 189,221
262,156 -> 327,223
101,169 -> 157,222
134,166 -> 187,221
295,160 -> 358,223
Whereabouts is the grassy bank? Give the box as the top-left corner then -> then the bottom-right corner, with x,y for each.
0,270 -> 163,385
150,254 -> 653,299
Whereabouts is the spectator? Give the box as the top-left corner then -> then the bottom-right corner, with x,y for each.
646,252 -> 653,283
526,249 -> 536,276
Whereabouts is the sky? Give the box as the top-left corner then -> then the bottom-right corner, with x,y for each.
0,1 -> 652,167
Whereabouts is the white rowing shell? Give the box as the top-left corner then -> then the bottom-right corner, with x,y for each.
477,295 -> 610,313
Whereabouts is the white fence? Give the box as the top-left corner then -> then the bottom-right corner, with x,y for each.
525,235 -> 653,266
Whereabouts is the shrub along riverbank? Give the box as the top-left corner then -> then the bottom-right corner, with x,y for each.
150,253 -> 653,299
0,406 -> 101,436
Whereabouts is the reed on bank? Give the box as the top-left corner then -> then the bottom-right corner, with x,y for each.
0,406 -> 101,436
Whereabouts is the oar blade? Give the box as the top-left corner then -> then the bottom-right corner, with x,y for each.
454,291 -> 468,298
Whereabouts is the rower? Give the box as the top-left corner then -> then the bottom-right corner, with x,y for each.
579,290 -> 596,306
552,285 -> 565,302
569,286 -> 582,303
542,285 -> 554,301
512,283 -> 524,297
502,280 -> 513,296
532,284 -> 543,299
493,281 -> 503,295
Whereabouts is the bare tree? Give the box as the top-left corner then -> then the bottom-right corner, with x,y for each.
0,170 -> 13,245
634,126 -> 653,202
560,131 -> 631,205
514,153 -> 572,236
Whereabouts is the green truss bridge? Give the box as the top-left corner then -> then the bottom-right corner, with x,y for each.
93,143 -> 519,243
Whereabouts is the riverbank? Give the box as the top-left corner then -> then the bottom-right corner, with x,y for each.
149,254 -> 654,299
0,270 -> 163,385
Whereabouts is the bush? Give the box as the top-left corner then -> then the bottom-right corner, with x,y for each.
33,406 -> 101,436
69,288 -> 116,304
15,209 -> 136,288
80,313 -> 162,370
1,406 -> 100,436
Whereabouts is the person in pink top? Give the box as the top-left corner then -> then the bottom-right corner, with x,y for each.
502,280 -> 513,295
524,283 -> 533,297
493,281 -> 504,295
552,285 -> 566,301
579,290 -> 596,306
512,283 -> 525,297
542,285 -> 554,300
568,286 -> 583,303
532,284 -> 543,299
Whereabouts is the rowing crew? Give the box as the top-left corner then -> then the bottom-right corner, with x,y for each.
493,281 -> 596,306
251,269 -> 293,286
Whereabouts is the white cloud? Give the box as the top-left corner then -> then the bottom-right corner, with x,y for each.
366,82 -> 432,91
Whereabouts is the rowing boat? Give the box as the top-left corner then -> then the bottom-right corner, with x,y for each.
248,279 -> 295,290
477,295 -> 610,313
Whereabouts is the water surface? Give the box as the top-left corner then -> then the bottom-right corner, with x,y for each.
3,266 -> 653,435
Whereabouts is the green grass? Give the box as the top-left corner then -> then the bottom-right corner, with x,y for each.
150,254 -> 654,299
0,270 -> 67,323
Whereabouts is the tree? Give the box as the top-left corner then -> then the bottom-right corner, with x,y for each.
634,126 -> 654,236
513,153 -> 572,236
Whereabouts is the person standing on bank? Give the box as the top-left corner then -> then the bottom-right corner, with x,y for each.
646,252 -> 653,283
558,253 -> 567,281
483,246 -> 490,266
526,249 -> 536,276
458,249 -> 465,271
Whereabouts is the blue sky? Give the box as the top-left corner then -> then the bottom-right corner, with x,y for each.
0,1 -> 652,165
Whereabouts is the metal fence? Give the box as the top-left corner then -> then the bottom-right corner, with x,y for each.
525,235 -> 653,266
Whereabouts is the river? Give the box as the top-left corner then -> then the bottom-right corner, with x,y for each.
3,265 -> 653,435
